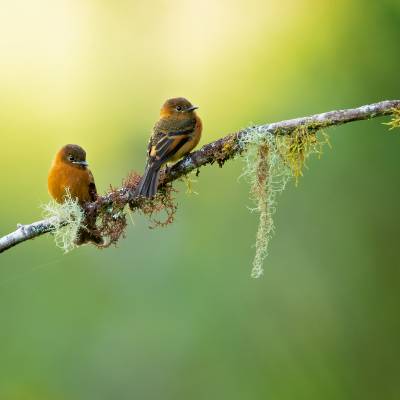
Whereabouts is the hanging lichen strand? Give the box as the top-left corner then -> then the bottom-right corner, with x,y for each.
239,124 -> 331,278
250,144 -> 272,279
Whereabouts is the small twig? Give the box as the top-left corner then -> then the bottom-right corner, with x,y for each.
0,217 -> 65,253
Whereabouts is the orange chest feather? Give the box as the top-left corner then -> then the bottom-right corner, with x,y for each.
48,163 -> 92,204
170,116 -> 203,162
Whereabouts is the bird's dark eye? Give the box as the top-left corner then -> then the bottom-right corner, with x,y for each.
176,105 -> 182,111
68,155 -> 74,161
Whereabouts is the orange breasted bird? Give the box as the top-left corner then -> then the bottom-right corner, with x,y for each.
135,97 -> 202,198
48,144 -> 102,245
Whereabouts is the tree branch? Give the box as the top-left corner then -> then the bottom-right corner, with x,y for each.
1,99 -> 399,254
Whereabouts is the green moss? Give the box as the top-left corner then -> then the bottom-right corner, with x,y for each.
383,108 -> 400,130
277,126 -> 331,185
182,173 -> 199,195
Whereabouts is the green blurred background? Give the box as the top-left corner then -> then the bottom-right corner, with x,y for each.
0,0 -> 399,399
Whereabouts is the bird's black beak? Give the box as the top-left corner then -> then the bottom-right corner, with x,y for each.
186,105 -> 199,112
73,160 -> 88,167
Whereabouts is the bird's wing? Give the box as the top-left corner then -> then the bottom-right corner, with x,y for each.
88,169 -> 98,202
149,118 -> 196,166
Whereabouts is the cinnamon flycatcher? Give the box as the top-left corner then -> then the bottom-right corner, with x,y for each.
48,144 -> 102,245
135,97 -> 202,198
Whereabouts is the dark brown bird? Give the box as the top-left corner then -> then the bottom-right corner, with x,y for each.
135,97 -> 202,198
48,144 -> 102,245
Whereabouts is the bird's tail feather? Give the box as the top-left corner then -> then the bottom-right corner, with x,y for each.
135,165 -> 161,198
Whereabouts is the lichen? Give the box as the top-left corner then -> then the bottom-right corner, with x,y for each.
41,189 -> 84,253
250,144 -> 271,278
239,124 -> 330,278
239,128 -> 291,278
